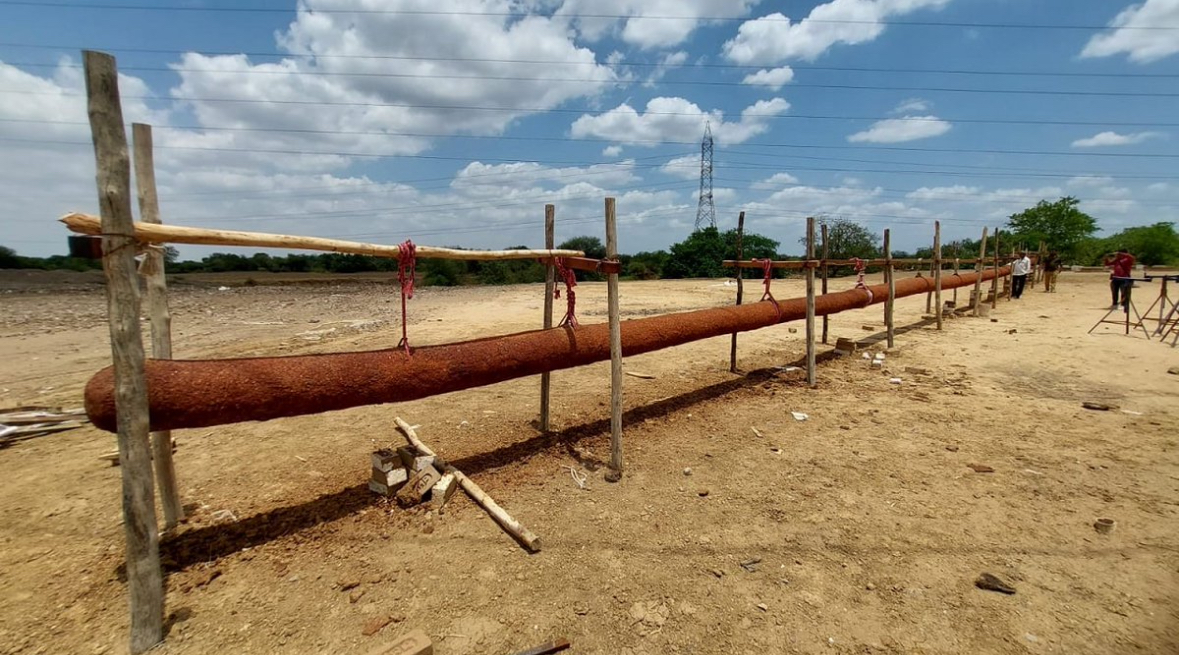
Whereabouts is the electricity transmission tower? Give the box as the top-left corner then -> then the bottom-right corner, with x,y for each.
694,122 -> 715,230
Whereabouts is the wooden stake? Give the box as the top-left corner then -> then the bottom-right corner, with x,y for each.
884,229 -> 895,349
84,51 -> 163,655
973,228 -> 988,316
394,418 -> 540,552
729,211 -> 745,373
805,217 -> 816,388
952,244 -> 960,308
925,261 -> 934,314
991,229 -> 1000,310
132,123 -> 183,532
934,221 -> 943,330
604,198 -> 624,482
61,212 -> 586,261
539,204 -> 555,433
820,222 -> 829,345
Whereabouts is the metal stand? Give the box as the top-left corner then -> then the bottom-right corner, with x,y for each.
1088,295 -> 1151,340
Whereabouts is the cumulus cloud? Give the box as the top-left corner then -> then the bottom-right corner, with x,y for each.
892,97 -> 931,113
570,96 -> 790,146
1071,131 -> 1166,148
661,154 -> 702,179
602,145 -> 624,157
556,0 -> 760,49
722,0 -> 952,64
751,172 -> 801,189
1081,0 -> 1179,63
848,116 -> 951,143
741,66 -> 796,90
906,185 -> 981,201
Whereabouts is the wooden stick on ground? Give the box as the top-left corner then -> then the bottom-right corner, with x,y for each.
84,50 -> 163,655
539,204 -> 555,433
61,212 -> 585,262
394,418 -> 541,553
133,123 -> 183,531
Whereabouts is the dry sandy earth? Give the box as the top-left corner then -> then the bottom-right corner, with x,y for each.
0,270 -> 1177,655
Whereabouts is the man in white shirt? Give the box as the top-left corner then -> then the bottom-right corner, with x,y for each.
1011,251 -> 1031,299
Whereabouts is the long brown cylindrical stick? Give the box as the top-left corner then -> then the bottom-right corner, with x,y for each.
84,51 -> 163,655
973,227 -> 988,316
805,217 -> 817,388
605,198 -> 623,482
539,204 -> 555,432
992,229 -> 1000,309
133,123 -> 183,532
729,211 -> 745,373
934,221 -> 943,330
84,267 -> 1010,433
820,223 -> 829,345
884,229 -> 894,349
61,212 -> 585,261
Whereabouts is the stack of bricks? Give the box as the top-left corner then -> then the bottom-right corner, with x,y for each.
370,446 -> 458,511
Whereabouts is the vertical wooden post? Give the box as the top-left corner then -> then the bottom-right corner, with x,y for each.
884,229 -> 895,349
820,223 -> 829,345
805,217 -> 816,388
934,221 -> 943,330
604,198 -> 624,482
952,244 -> 960,308
925,261 -> 934,314
84,50 -> 163,655
729,211 -> 745,373
132,123 -> 182,531
539,204 -> 555,432
991,229 -> 1000,310
972,227 -> 988,317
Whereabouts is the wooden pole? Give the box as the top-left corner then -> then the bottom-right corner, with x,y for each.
729,211 -> 745,373
952,243 -> 960,308
539,204 -> 555,433
992,229 -> 1000,310
925,261 -> 934,314
884,229 -> 895,349
604,198 -> 624,482
972,227 -> 988,317
934,221 -> 943,330
805,217 -> 817,387
60,212 -> 585,261
83,50 -> 163,655
820,223 -> 829,345
132,123 -> 182,531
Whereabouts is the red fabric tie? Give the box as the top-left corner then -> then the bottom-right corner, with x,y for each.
397,240 -> 416,355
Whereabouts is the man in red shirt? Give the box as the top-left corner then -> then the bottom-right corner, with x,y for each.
1103,249 -> 1136,310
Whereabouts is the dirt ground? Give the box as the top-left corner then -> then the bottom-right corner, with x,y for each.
1,269 -> 1177,655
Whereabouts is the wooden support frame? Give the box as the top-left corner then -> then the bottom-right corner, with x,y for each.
722,257 -> 982,271
884,229 -> 895,349
539,204 -> 555,433
729,211 -> 745,373
132,123 -> 182,531
972,227 -> 989,317
805,217 -> 817,388
991,228 -> 1001,310
604,198 -> 624,482
61,212 -> 586,261
84,50 -> 163,655
934,221 -> 943,330
820,223 -> 829,345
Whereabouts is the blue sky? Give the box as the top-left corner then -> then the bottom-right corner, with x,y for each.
1,0 -> 1177,259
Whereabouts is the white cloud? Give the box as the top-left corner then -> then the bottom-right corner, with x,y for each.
741,66 -> 795,90
1147,182 -> 1170,193
602,145 -> 624,157
723,0 -> 952,64
906,185 -> 981,201
892,97 -> 931,113
848,115 -> 951,143
1071,131 -> 1166,148
570,96 -> 790,146
644,50 -> 690,86
661,155 -> 701,179
1067,175 -> 1115,188
751,172 -> 800,189
1081,0 -> 1179,64
557,0 -> 760,49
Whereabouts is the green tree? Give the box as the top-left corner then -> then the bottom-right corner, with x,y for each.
0,245 -> 20,269
664,227 -> 781,279
802,217 -> 880,261
557,236 -> 606,260
1005,197 -> 1098,260
1106,222 -> 1179,266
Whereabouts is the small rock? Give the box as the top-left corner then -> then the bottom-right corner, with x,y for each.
967,463 -> 994,473
1025,633 -> 1039,643
756,603 -> 768,611
975,572 -> 1016,594
1168,366 -> 1179,375
740,558 -> 762,572
362,615 -> 393,636
338,578 -> 361,592
839,425 -> 851,431
904,366 -> 929,376
711,568 -> 724,578
574,606 -> 590,616
945,445 -> 960,452
990,318 -> 999,323
683,467 -> 692,476
308,318 -> 320,323
349,589 -> 366,604
861,325 -> 876,331
1094,518 -> 1116,534
1082,401 -> 1116,411
788,327 -> 798,334
865,582 -> 876,591
1007,328 -> 1017,334
698,489 -> 710,497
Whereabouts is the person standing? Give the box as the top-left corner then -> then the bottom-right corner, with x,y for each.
1042,250 -> 1062,292
1011,251 -> 1031,299
1102,249 -> 1136,310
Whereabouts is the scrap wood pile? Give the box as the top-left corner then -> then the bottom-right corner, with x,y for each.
369,417 -> 541,553
0,406 -> 87,446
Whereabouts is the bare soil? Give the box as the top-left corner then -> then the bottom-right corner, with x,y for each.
0,270 -> 1177,655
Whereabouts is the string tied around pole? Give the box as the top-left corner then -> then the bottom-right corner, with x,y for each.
851,257 -> 874,304
754,259 -> 782,319
397,239 -> 416,355
554,258 -> 579,328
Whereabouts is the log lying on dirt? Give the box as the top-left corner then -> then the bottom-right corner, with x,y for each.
84,267 -> 1009,432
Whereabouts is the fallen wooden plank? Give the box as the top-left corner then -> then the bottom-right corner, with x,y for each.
624,371 -> 656,379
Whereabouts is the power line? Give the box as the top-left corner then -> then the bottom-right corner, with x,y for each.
3,42 -> 1177,79
9,61 -> 1176,97
2,91 -> 1176,128
1,2 -> 1176,30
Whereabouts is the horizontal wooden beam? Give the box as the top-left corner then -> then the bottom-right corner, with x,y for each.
539,256 -> 623,275
722,258 -> 989,270
61,212 -> 586,262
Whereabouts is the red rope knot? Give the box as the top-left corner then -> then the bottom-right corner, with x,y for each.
396,240 -> 416,355
753,259 -> 782,319
554,258 -> 579,328
851,257 -> 874,304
